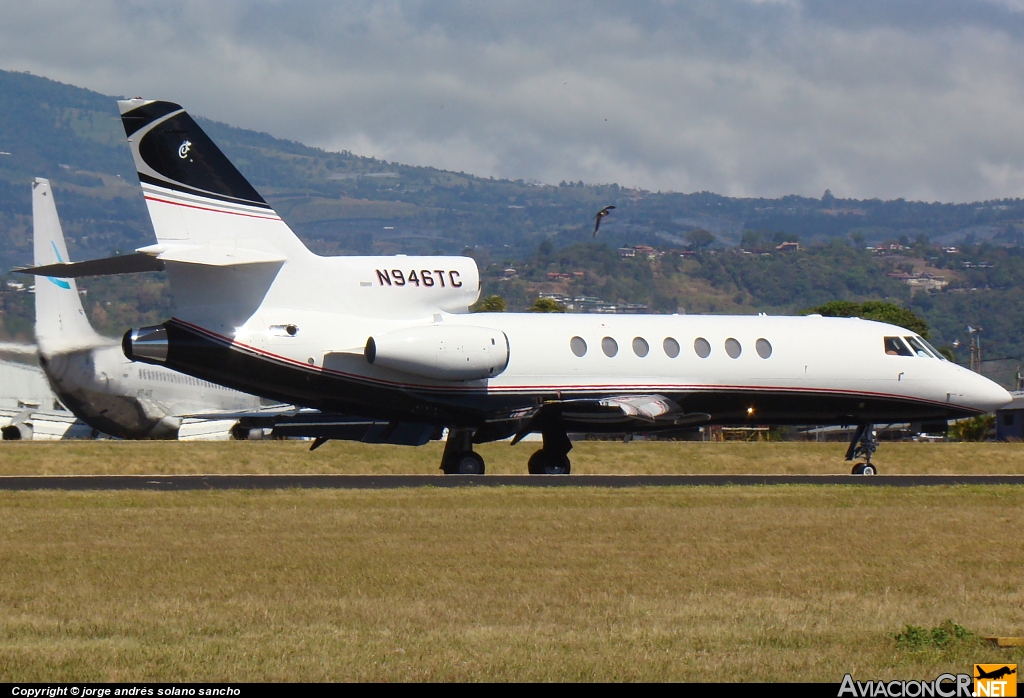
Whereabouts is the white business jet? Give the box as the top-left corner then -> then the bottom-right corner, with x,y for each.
19,101 -> 1012,472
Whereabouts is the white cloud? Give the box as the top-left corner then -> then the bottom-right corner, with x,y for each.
2,1 -> 1024,201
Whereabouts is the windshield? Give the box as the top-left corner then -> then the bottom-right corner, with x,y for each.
884,336 -> 914,357
905,336 -> 935,358
918,336 -> 946,361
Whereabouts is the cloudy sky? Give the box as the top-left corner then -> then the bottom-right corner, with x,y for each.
4,0 -> 1024,202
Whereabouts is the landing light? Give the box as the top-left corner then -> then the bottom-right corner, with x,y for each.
747,407 -> 755,415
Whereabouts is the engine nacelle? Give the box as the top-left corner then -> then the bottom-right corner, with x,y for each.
365,325 -> 510,381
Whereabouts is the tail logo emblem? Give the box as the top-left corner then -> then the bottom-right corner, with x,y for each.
178,140 -> 192,159
47,241 -> 71,290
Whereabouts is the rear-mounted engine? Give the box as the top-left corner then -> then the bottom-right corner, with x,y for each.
365,325 -> 509,381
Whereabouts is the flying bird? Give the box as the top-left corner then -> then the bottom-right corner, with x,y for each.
593,205 -> 615,236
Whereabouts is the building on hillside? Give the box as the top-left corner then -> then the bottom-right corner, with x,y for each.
885,271 -> 948,295
619,245 -> 659,260
634,245 -> 658,259
536,293 -> 648,314
775,241 -> 801,252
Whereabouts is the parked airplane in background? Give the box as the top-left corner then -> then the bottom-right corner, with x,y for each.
18,178 -> 264,439
18,100 -> 1013,472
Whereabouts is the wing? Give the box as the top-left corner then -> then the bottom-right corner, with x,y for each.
509,395 -> 710,444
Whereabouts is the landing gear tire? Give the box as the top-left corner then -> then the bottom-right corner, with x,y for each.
851,463 -> 877,476
528,449 -> 571,475
444,451 -> 485,475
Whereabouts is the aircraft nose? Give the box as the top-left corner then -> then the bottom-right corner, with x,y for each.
964,371 -> 1013,413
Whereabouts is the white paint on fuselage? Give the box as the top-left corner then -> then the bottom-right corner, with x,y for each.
226,301 -> 1009,416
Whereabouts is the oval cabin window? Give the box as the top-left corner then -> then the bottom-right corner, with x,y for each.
663,337 -> 680,358
602,337 -> 618,357
756,338 -> 772,359
694,337 -> 711,358
570,336 -> 587,357
632,337 -> 649,357
725,338 -> 742,358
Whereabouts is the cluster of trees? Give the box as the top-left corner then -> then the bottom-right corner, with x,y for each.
693,240 -> 909,309
802,300 -> 930,338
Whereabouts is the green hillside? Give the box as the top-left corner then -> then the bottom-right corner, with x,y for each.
2,69 -> 1024,386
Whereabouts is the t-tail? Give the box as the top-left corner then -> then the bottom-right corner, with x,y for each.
117,99 -> 310,262
31,178 -> 108,355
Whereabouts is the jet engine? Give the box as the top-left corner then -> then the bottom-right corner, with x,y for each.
365,325 -> 509,381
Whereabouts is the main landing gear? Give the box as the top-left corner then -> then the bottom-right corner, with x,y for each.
527,424 -> 572,475
440,428 -> 486,475
439,424 -> 575,475
845,423 -> 879,475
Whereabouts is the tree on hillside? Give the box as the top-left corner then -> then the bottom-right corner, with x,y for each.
685,228 -> 716,251
803,300 -> 930,338
529,297 -> 566,313
474,295 -> 506,312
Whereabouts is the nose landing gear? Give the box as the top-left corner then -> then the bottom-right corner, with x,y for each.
845,423 -> 878,475
441,428 -> 485,475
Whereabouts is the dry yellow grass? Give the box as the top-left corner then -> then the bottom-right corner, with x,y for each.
2,439 -> 1024,476
0,486 -> 1021,681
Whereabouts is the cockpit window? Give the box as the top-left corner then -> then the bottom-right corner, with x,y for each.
918,336 -> 946,361
884,336 -> 914,356
905,336 -> 935,358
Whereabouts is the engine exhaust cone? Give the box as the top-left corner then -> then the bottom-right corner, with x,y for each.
123,325 -> 169,363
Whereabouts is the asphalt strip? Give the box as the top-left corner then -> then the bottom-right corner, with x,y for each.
0,474 -> 1023,490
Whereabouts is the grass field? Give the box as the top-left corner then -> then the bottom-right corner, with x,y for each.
1,441 -> 1022,681
2,439 -> 1024,476
0,486 -> 1021,681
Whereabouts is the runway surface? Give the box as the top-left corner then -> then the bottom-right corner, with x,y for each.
1,474 -> 1023,490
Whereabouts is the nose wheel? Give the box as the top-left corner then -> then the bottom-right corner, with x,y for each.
845,423 -> 879,475
441,428 -> 485,475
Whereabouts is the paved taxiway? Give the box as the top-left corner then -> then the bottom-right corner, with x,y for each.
1,474 -> 1023,490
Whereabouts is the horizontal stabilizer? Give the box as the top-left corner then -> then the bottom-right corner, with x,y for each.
154,246 -> 286,266
0,342 -> 39,355
13,252 -> 164,278
13,246 -> 287,279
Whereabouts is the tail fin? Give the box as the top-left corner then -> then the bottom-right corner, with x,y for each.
32,178 -> 107,354
117,99 -> 308,259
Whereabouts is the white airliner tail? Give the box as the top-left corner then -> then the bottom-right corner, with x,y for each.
117,99 -> 309,262
31,179 -> 108,355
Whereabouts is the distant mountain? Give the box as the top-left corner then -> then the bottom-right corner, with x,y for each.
4,69 -> 1024,387
3,68 -> 1024,275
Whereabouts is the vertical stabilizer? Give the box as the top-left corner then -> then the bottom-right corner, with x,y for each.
32,179 -> 107,354
117,99 -> 309,260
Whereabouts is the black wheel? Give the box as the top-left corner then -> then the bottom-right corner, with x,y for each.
851,463 -> 877,475
528,449 -> 571,475
443,451 -> 485,475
